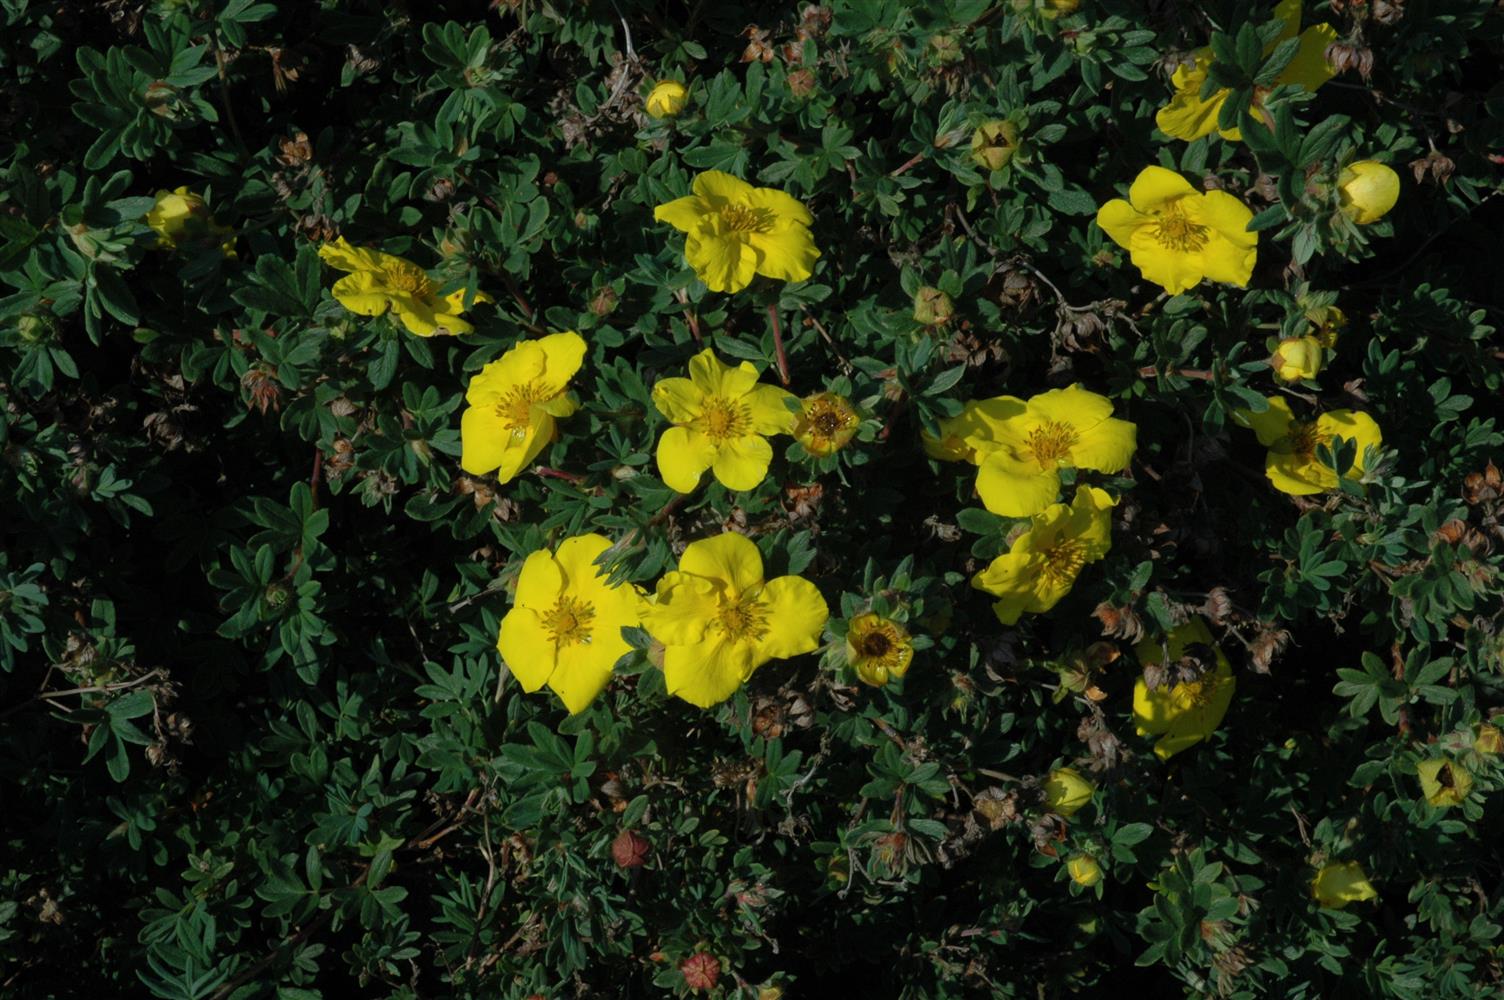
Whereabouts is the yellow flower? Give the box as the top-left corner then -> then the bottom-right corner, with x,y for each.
1133,618 -> 1236,760
1232,395 -> 1383,496
1311,862 -> 1377,909
1042,767 -> 1094,817
1067,855 -> 1102,887
645,79 -> 689,117
971,486 -> 1115,625
460,332 -> 586,483
652,349 -> 796,493
971,385 -> 1137,518
654,170 -> 820,293
846,613 -> 913,687
318,237 -> 491,336
641,532 -> 828,708
1338,161 -> 1400,225
1270,336 -> 1324,382
922,397 -> 1024,464
795,392 -> 860,457
1156,0 -> 1338,142
1417,758 -> 1473,808
1475,723 -> 1504,755
498,533 -> 643,714
1096,166 -> 1257,294
144,187 -> 236,256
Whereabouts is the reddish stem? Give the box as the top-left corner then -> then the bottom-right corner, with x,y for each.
684,309 -> 703,344
534,466 -> 585,484
766,303 -> 791,386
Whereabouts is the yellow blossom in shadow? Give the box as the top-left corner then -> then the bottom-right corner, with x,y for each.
1270,336 -> 1324,383
145,187 -> 236,256
645,79 -> 688,118
1042,767 -> 1094,817
1417,758 -> 1473,808
1156,0 -> 1338,142
654,170 -> 819,293
1311,862 -> 1377,909
1232,395 -> 1382,495
1096,166 -> 1256,294
498,533 -> 644,714
846,613 -> 913,687
971,486 -> 1115,625
1133,618 -> 1235,760
653,349 -> 796,493
922,397 -> 1026,464
1067,855 -> 1102,887
318,237 -> 490,336
641,533 -> 828,708
460,332 -> 586,483
1338,161 -> 1400,225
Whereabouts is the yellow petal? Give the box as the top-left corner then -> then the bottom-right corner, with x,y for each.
554,534 -> 612,590
642,571 -> 719,646
1312,862 -> 1377,909
1026,385 -> 1114,430
1096,198 -> 1147,252
744,384 -> 798,435
1155,88 -> 1228,142
1266,453 -> 1327,495
390,298 -> 454,337
976,452 -> 1062,518
691,170 -> 757,207
663,634 -> 757,707
656,425 -> 717,493
460,406 -> 509,476
747,225 -> 820,283
1273,0 -> 1303,41
494,415 -> 550,485
1128,166 -> 1199,214
329,272 -> 392,317
742,185 -> 814,227
1231,395 -> 1295,447
538,331 -> 587,384
679,531 -> 765,593
684,232 -> 758,293
1279,24 -> 1338,92
1316,410 -> 1382,475
1071,417 -> 1137,473
652,376 -> 706,423
497,607 -> 556,693
318,237 -> 389,274
1338,162 -> 1400,225
514,549 -> 564,608
688,350 -> 759,399
710,434 -> 773,491
1127,228 -> 1207,295
549,639 -> 620,714
755,576 -> 828,660
654,194 -> 707,233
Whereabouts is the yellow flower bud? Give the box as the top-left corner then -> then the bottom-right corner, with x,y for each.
971,119 -> 1020,172
1338,161 -> 1400,225
1041,767 -> 1094,817
1270,336 -> 1324,383
1044,0 -> 1081,17
1067,854 -> 1102,887
645,79 -> 689,118
1416,758 -> 1473,808
1311,861 -> 1377,909
145,187 -> 236,256
1475,723 -> 1504,755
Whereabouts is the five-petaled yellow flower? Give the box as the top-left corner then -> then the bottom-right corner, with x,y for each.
1097,166 -> 1257,295
1311,862 -> 1377,909
1132,618 -> 1236,760
1417,758 -> 1473,809
846,613 -> 913,687
645,79 -> 689,118
145,187 -> 236,256
460,332 -> 586,483
795,392 -> 861,457
318,237 -> 491,336
642,532 -> 828,708
968,385 -> 1137,518
1042,767 -> 1094,817
653,348 -> 796,493
971,486 -> 1115,626
1338,161 -> 1400,225
1232,395 -> 1382,496
498,533 -> 644,714
654,170 -> 819,293
1156,0 -> 1337,142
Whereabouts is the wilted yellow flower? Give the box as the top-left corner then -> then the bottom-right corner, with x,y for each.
1096,166 -> 1257,294
1475,723 -> 1504,755
1156,0 -> 1337,142
1338,161 -> 1400,225
318,237 -> 491,336
1417,758 -> 1473,808
913,286 -> 955,325
653,170 -> 819,293
645,79 -> 689,117
1133,618 -> 1236,760
1042,767 -> 1094,817
460,332 -> 585,483
846,613 -> 913,687
971,119 -> 1019,171
1232,395 -> 1382,496
1311,862 -> 1377,909
1067,854 -> 1102,887
498,534 -> 644,714
969,385 -> 1137,518
641,533 -> 828,707
795,392 -> 860,457
652,349 -> 796,493
1270,336 -> 1324,382
144,187 -> 236,256
972,486 -> 1115,625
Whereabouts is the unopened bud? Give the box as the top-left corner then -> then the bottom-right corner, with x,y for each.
971,119 -> 1020,172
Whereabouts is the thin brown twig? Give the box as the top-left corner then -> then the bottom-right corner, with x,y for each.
2,669 -> 167,721
766,303 -> 791,386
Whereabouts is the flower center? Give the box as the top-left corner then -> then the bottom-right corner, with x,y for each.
543,595 -> 595,647
1026,420 -> 1079,467
1040,539 -> 1086,586
719,202 -> 775,234
1151,201 -> 1210,253
494,381 -> 553,436
700,395 -> 749,442
1286,420 -> 1329,462
1175,676 -> 1216,709
384,264 -> 433,296
860,631 -> 892,658
715,592 -> 768,642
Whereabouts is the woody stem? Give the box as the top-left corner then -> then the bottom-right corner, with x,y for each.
766,303 -> 791,386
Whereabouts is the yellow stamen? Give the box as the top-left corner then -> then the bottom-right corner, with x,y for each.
699,395 -> 750,442
1027,420 -> 1079,467
543,595 -> 595,647
384,264 -> 433,296
494,381 -> 554,437
715,592 -> 768,642
719,203 -> 775,234
1040,539 -> 1086,586
1151,202 -> 1210,252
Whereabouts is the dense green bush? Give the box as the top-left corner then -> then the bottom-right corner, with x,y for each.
3,0 -> 1503,996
